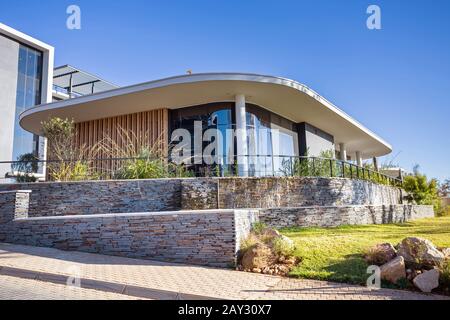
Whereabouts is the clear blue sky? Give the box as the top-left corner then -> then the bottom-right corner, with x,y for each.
1,0 -> 449,181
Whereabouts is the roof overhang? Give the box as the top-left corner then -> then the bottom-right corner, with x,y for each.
20,73 -> 392,158
0,23 -> 53,53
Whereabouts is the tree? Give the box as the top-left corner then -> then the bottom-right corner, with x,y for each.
403,169 -> 440,213
41,117 -> 76,161
41,117 -> 98,181
439,179 -> 450,197
12,153 -> 38,183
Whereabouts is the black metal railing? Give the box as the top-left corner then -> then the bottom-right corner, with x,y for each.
0,155 -> 403,187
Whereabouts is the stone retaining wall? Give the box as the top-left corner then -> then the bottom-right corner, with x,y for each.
0,180 -> 182,217
0,187 -> 433,267
0,209 -> 257,267
259,205 -> 435,229
0,191 -> 31,223
0,177 -> 405,217
182,177 -> 405,210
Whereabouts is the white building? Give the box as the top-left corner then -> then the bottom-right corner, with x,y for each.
0,23 -> 53,177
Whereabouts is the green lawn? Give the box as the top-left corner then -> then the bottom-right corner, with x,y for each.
282,217 -> 450,285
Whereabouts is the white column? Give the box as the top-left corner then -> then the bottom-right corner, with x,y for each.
235,94 -> 248,176
373,157 -> 379,172
356,151 -> 362,167
339,143 -> 347,161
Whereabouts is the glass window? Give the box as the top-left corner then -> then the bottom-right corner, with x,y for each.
18,47 -> 27,74
12,45 -> 43,161
170,102 -> 299,177
245,106 -> 298,176
170,103 -> 235,176
271,123 -> 298,176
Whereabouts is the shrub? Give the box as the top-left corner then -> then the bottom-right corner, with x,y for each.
42,118 -> 76,160
437,206 -> 450,217
239,233 -> 261,253
402,168 -> 441,213
12,153 -> 38,183
70,162 -> 91,181
252,222 -> 268,235
42,117 -> 101,181
272,236 -> 295,258
364,243 -> 397,266
169,163 -> 196,178
280,150 -> 338,178
440,262 -> 450,293
114,147 -> 167,180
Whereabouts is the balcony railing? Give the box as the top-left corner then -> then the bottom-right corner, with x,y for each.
0,156 -> 403,187
52,84 -> 83,98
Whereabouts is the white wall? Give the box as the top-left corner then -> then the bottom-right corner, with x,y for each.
0,35 -> 20,177
299,122 -> 335,157
0,23 -> 54,178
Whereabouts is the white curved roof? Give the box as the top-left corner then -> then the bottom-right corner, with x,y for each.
20,73 -> 392,158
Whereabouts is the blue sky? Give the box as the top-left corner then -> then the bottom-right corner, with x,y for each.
1,0 -> 449,181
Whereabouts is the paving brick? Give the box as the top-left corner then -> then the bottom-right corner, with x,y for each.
1,243 -> 448,300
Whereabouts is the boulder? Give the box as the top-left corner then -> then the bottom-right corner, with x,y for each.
278,235 -> 295,247
441,248 -> 450,259
365,243 -> 397,265
406,268 -> 421,281
271,235 -> 296,257
413,269 -> 440,293
397,237 -> 445,268
262,228 -> 280,239
283,257 -> 298,266
241,243 -> 273,270
380,256 -> 406,284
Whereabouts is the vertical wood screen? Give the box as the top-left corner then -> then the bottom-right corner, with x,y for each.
71,109 -> 169,178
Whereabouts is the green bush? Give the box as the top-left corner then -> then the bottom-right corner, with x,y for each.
239,233 -> 261,253
113,147 -> 194,180
114,155 -> 167,179
47,161 -> 94,182
252,222 -> 268,235
272,236 -> 295,258
12,153 -> 38,183
281,150 -> 338,178
437,205 -> 450,217
440,262 -> 450,294
402,169 -> 441,213
42,117 -> 102,181
169,164 -> 196,178
279,150 -> 395,187
70,162 -> 91,181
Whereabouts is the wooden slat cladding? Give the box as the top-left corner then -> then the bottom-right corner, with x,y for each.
72,109 -> 169,176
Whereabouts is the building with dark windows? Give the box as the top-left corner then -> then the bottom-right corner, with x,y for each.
21,73 -> 393,177
0,24 -> 117,180
0,23 -> 53,178
1,23 -> 393,179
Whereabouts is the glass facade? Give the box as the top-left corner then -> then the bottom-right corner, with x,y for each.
170,102 -> 299,176
12,45 -> 43,161
171,102 -> 235,175
245,104 -> 298,176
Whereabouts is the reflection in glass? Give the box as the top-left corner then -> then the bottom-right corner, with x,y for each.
170,102 -> 299,177
12,45 -> 43,162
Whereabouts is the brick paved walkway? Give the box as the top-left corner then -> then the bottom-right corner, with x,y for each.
0,243 -> 448,300
0,275 -> 141,300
